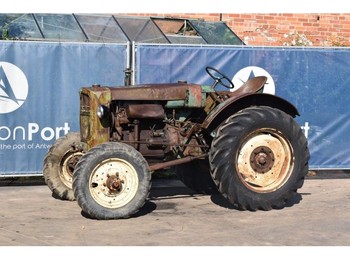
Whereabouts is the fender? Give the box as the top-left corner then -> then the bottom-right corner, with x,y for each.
202,93 -> 300,133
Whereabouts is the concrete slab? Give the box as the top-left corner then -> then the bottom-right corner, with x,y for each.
0,173 -> 350,247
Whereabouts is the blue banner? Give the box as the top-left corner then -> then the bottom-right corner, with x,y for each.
0,41 -> 127,175
136,45 -> 350,169
2,42 -> 349,174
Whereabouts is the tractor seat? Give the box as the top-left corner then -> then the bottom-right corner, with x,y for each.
231,76 -> 267,97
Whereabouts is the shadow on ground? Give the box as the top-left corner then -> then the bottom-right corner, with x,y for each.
1,169 -> 349,187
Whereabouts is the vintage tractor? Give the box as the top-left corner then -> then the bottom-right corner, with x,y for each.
43,66 -> 309,219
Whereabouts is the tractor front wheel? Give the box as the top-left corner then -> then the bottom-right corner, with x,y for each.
73,142 -> 151,219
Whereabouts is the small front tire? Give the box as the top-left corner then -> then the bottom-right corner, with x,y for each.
73,142 -> 151,219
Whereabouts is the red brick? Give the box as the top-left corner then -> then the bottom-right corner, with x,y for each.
121,13 -> 350,47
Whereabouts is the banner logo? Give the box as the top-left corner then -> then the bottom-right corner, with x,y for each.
231,66 -> 275,94
0,62 -> 29,114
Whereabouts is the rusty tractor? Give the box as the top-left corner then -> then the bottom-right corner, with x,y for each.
43,66 -> 310,219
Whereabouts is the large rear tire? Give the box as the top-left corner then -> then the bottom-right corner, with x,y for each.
43,132 -> 83,200
209,106 -> 309,211
73,142 -> 151,219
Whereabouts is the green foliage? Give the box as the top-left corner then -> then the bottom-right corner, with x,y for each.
282,31 -> 313,47
1,23 -> 10,40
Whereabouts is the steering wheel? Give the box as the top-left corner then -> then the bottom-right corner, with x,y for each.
206,66 -> 234,89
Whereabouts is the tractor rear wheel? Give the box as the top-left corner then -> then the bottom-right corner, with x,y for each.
73,142 -> 151,219
209,106 -> 309,211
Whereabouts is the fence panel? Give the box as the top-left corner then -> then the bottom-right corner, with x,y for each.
0,41 -> 127,175
136,44 -> 350,169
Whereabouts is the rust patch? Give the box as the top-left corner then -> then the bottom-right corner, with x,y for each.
109,83 -> 201,101
79,86 -> 111,149
185,85 -> 204,107
126,104 -> 165,119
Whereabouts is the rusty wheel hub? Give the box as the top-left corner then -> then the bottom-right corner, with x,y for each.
60,152 -> 83,188
237,131 -> 294,192
105,173 -> 124,192
250,146 -> 275,173
89,158 -> 139,209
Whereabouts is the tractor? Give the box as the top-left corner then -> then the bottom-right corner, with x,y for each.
43,66 -> 310,219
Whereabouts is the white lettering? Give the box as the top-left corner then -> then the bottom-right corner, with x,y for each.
28,123 -> 39,141
13,126 -> 26,140
62,122 -> 70,136
0,126 -> 11,140
41,127 -> 55,141
0,143 -> 11,149
0,122 -> 71,141
12,143 -> 25,150
301,122 -> 310,138
35,143 -> 51,149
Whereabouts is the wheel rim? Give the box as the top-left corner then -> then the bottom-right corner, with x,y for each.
59,151 -> 83,188
237,128 -> 294,193
89,158 -> 139,209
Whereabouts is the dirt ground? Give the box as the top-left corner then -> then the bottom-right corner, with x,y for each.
0,170 -> 349,259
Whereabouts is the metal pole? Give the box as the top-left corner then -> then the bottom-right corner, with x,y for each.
131,41 -> 136,85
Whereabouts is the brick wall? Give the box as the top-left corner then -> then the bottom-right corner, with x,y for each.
124,13 -> 350,46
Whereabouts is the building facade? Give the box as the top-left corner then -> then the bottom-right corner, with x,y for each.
126,13 -> 350,46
